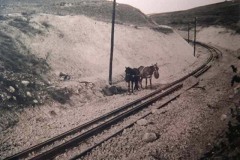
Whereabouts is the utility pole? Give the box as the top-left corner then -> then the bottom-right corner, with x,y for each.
188,23 -> 190,43
193,17 -> 197,57
109,0 -> 116,85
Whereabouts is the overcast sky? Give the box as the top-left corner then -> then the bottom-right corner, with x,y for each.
115,0 -> 224,14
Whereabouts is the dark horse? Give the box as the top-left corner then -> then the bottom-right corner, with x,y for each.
231,75 -> 240,87
125,67 -> 140,93
138,63 -> 159,89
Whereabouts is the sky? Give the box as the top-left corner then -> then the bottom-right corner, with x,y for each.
114,0 -> 224,14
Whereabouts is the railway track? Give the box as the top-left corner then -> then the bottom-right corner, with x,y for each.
5,42 -> 222,160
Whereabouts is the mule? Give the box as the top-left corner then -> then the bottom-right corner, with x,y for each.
125,67 -> 140,93
138,63 -> 159,89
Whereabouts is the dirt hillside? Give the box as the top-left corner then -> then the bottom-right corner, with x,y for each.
149,1 -> 240,32
0,6 -> 198,132
150,1 -> 240,60
29,14 -> 196,84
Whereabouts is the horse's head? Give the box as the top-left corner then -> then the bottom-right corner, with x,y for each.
125,67 -> 132,82
153,63 -> 159,72
153,63 -> 159,79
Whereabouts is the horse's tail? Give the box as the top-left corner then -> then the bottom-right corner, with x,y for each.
134,75 -> 140,90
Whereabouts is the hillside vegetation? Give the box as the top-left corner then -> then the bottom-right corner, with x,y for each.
0,0 -> 153,27
150,1 -> 240,32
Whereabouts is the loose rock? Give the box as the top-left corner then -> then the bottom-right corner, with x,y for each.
21,80 -> 30,86
142,132 -> 158,143
220,114 -> 227,121
234,85 -> 240,94
8,86 -> 15,93
33,100 -> 38,104
26,92 -> 32,97
12,96 -> 17,101
137,119 -> 148,126
229,95 -> 234,99
122,129 -> 127,135
151,109 -> 159,114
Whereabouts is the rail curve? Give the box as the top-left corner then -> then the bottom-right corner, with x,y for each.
5,42 -> 222,160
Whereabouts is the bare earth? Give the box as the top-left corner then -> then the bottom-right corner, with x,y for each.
0,13 -> 239,160
83,46 -> 240,160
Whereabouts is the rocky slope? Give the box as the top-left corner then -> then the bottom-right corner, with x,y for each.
0,1 -> 197,132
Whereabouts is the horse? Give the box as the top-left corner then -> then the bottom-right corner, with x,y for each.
138,63 -> 159,89
231,75 -> 240,87
125,67 -> 140,93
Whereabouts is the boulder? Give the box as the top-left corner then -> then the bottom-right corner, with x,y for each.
102,85 -> 126,96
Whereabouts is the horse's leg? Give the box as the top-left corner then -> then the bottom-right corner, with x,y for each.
150,77 -> 152,89
128,82 -> 130,93
139,80 -> 141,90
134,80 -> 136,90
134,78 -> 139,91
131,81 -> 134,93
145,78 -> 148,89
140,78 -> 143,89
136,78 -> 139,90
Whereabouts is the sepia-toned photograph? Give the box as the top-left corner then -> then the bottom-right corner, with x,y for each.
0,0 -> 239,159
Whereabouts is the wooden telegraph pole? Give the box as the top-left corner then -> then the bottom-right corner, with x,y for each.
188,23 -> 190,43
109,0 -> 116,85
193,17 -> 197,57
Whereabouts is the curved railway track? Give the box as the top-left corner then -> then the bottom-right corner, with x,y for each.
5,42 -> 222,160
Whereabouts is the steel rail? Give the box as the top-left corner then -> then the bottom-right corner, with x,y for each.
5,53 -> 210,160
71,43 -> 222,159
4,81 -> 186,160
31,84 -> 183,160
71,80 -> 200,160
5,41 -> 218,160
31,43 -> 217,159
